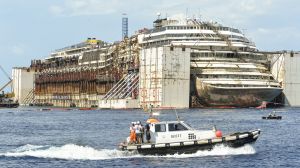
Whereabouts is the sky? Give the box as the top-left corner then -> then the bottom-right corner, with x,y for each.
0,0 -> 300,90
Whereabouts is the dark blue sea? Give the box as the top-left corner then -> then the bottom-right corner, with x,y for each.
0,107 -> 299,168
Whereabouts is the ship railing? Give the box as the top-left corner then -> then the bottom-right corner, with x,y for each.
190,19 -> 234,50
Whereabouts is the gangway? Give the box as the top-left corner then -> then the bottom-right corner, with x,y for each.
103,72 -> 139,100
22,88 -> 35,105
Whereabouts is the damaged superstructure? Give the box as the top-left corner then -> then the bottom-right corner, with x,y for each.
31,37 -> 140,108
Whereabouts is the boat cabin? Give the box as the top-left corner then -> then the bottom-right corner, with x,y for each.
147,121 -> 216,144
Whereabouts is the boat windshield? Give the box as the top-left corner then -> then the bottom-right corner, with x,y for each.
168,123 -> 188,131
183,122 -> 193,129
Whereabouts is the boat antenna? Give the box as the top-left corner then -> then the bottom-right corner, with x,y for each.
174,108 -> 180,121
149,104 -> 153,118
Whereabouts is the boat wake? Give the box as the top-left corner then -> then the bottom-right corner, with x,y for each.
169,144 -> 256,158
0,144 -> 255,160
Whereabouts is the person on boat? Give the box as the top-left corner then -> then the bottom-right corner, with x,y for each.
129,123 -> 136,144
145,123 -> 151,143
140,123 -> 144,143
135,121 -> 142,144
175,124 -> 178,131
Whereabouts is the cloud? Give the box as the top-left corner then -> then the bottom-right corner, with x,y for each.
48,0 -> 276,24
196,0 -> 276,27
257,28 -> 270,34
43,0 -> 299,51
254,27 -> 300,38
11,45 -> 25,55
248,26 -> 300,50
49,5 -> 64,16
49,0 -> 123,16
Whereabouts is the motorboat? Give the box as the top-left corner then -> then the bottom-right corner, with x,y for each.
118,119 -> 260,155
0,98 -> 19,108
262,112 -> 282,120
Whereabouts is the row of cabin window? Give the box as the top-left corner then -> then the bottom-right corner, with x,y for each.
191,52 -> 267,60
66,48 -> 85,55
143,37 -> 224,43
155,123 -> 188,132
80,55 -> 108,62
199,74 -> 274,80
79,59 -> 112,65
209,84 -> 280,88
143,38 -> 248,48
153,26 -> 241,33
79,56 -> 115,64
142,37 -> 224,48
55,42 -> 89,52
144,33 -> 245,41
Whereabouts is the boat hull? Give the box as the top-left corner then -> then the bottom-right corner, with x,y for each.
262,116 -> 282,120
195,80 -> 282,107
0,103 -> 19,108
119,130 -> 260,155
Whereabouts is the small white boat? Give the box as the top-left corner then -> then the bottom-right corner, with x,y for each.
262,112 -> 282,120
118,120 -> 260,155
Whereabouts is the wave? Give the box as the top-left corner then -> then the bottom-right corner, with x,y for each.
165,144 -> 256,158
0,144 -> 255,160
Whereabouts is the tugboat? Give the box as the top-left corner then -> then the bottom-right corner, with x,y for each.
262,112 -> 282,120
118,118 -> 261,155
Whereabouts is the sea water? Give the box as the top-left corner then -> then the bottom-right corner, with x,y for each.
0,107 -> 299,167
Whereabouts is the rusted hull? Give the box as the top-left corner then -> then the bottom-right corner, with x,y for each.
196,79 -> 282,107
